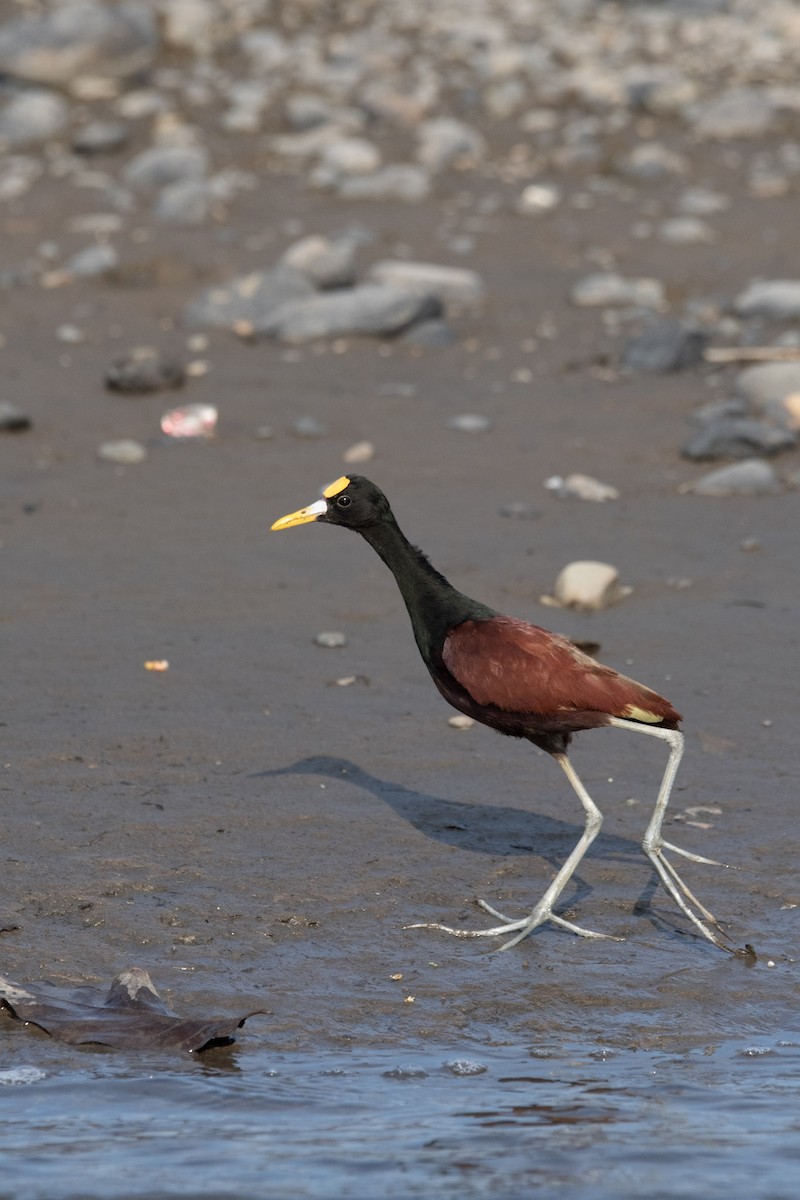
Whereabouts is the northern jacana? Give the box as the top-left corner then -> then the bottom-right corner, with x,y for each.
272,475 -> 732,952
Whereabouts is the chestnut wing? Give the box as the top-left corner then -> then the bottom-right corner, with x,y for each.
442,616 -> 680,723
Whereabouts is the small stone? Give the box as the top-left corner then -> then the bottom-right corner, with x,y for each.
315,137 -> 381,181
185,267 -> 315,331
443,1059 -> 487,1076
448,715 -> 474,730
0,155 -> 41,201
367,260 -> 484,312
690,87 -> 775,140
735,281 -> 800,320
66,243 -> 119,278
0,88 -> 68,147
105,346 -> 186,394
402,320 -> 457,347
447,414 -> 492,434
545,474 -> 620,502
336,165 -> 430,203
56,324 -> 86,344
123,145 -> 208,192
677,187 -> 730,216
735,362 -> 800,407
161,403 -> 217,439
571,272 -> 665,310
262,285 -> 441,343
280,235 -> 358,290
622,321 -> 708,373
72,119 -> 129,155
682,418 -> 796,461
0,402 -> 32,432
516,183 -> 561,215
543,562 -> 632,612
682,459 -> 780,497
0,3 -> 158,88
315,631 -> 347,648
343,441 -> 375,464
97,438 -> 147,464
618,141 -> 687,180
292,416 -> 328,439
417,118 -> 485,172
658,217 -> 715,245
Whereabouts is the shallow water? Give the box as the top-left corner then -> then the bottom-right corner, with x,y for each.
1,1030 -> 798,1200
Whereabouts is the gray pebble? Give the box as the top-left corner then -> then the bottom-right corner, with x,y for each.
123,145 -> 209,192
280,235 -> 358,290
735,362 -> 800,407
735,280 -> 800,320
0,402 -> 32,432
66,242 -> 119,278
447,414 -> 492,434
658,217 -> 715,245
617,141 -> 688,180
683,459 -> 780,496
417,118 -> 485,172
72,119 -> 129,156
571,272 -> 665,310
622,320 -> 708,373
315,631 -> 347,648
682,418 -> 796,461
185,266 -> 315,332
336,165 -> 430,203
292,416 -> 329,439
677,186 -> 730,216
689,87 -> 776,140
262,285 -> 442,343
0,89 -> 67,147
402,319 -> 457,348
105,346 -> 186,394
367,260 -> 484,312
0,2 -> 158,87
516,183 -> 561,215
97,438 -> 147,464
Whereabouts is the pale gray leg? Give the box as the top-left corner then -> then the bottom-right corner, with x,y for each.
606,717 -> 733,949
408,752 -> 622,950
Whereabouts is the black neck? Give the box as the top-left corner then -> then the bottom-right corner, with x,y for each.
360,517 -> 495,663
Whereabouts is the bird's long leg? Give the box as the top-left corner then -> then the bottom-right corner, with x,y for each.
606,717 -> 734,950
409,752 -> 621,949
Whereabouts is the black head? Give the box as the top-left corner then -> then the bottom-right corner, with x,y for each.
271,475 -> 393,533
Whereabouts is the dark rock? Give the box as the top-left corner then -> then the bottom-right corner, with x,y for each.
682,417 -> 797,461
72,119 -> 130,155
0,402 -> 32,432
623,321 -> 709,372
105,346 -> 186,394
402,319 -> 458,347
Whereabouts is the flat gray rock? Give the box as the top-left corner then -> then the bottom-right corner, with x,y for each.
735,361 -> 800,406
682,418 -> 796,461
685,459 -> 780,496
123,145 -> 209,192
0,89 -> 67,147
572,272 -> 665,309
623,321 -> 708,372
184,267 -> 315,331
689,87 -> 776,140
261,284 -> 442,343
735,280 -> 800,319
0,2 -> 157,87
367,261 -> 484,311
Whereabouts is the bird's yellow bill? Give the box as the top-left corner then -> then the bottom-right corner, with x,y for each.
271,497 -> 327,531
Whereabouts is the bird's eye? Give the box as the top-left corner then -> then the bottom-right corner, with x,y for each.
336,495 -> 351,507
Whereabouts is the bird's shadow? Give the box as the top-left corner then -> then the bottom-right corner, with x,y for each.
252,755 -> 658,915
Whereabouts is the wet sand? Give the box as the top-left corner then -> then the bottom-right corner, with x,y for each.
3,141 -> 799,1061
